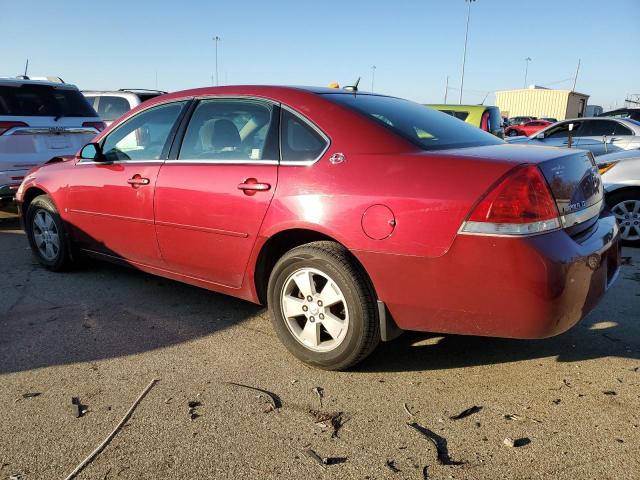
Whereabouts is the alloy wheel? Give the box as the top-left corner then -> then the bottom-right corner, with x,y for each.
32,209 -> 60,261
612,199 -> 640,242
280,267 -> 349,352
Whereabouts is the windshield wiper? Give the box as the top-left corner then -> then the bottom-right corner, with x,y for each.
53,112 -> 87,121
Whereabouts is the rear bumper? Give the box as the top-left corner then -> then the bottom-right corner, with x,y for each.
355,212 -> 621,339
0,169 -> 29,199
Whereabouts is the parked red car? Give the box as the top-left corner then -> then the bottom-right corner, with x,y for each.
16,86 -> 620,370
505,119 -> 552,137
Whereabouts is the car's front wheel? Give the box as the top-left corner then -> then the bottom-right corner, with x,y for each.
267,241 -> 380,370
26,194 -> 73,270
607,189 -> 640,247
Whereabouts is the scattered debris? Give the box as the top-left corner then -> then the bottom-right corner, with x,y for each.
406,422 -> 464,466
188,400 -> 201,420
312,386 -> 324,408
385,459 -> 401,473
503,437 -> 531,448
21,392 -> 41,399
164,397 -> 172,404
290,379 -> 299,385
70,397 -> 86,418
403,402 -> 415,418
603,390 -> 617,396
552,399 -> 562,405
302,448 -> 346,468
504,413 -> 542,424
449,405 -> 482,420
615,438 -> 624,443
62,378 -> 159,480
309,409 -> 345,438
9,473 -> 25,480
226,382 -> 281,410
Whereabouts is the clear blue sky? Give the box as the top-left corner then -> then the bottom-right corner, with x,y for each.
1,0 -> 638,109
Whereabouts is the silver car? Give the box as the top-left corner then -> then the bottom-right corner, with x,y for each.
598,148 -> 640,246
506,117 -> 640,157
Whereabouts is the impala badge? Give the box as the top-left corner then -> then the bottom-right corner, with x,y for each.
329,153 -> 346,165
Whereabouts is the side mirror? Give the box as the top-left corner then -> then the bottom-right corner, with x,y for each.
79,142 -> 106,162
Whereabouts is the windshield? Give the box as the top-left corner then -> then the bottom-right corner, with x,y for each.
0,84 -> 97,117
322,94 -> 503,150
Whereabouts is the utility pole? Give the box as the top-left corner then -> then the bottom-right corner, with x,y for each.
444,76 -> 449,103
371,65 -> 376,92
213,36 -> 221,86
572,58 -> 581,91
523,57 -> 531,88
459,0 -> 476,104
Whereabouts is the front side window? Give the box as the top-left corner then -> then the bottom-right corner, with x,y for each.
178,99 -> 277,161
281,109 -> 328,162
101,101 -> 186,161
324,94 -> 502,151
544,121 -> 583,138
97,96 -> 131,122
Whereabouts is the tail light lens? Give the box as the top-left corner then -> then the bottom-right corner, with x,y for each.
462,164 -> 561,236
0,121 -> 28,135
82,121 -> 106,132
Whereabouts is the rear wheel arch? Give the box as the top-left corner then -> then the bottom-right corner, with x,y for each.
254,228 -> 375,305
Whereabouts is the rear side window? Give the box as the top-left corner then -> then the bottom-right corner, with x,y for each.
439,110 -> 470,121
97,96 -> 131,122
324,94 -> 502,151
580,120 -> 622,137
178,99 -> 278,161
0,84 -> 96,117
281,109 -> 328,162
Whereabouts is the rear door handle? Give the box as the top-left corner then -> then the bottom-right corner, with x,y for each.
127,175 -> 150,187
238,178 -> 271,195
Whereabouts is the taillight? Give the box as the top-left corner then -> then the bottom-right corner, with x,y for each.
83,121 -> 106,132
0,121 -> 28,135
461,164 -> 561,236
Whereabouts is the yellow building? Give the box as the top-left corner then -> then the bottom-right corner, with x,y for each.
495,86 -> 589,120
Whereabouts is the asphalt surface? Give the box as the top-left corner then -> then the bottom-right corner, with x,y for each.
1,210 -> 639,480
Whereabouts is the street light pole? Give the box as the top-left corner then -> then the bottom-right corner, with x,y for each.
213,36 -> 221,86
523,57 -> 531,88
459,0 -> 475,104
371,65 -> 376,92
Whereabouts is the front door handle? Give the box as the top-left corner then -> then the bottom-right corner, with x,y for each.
127,175 -> 150,187
238,178 -> 271,195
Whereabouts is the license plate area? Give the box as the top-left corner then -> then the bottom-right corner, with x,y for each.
45,134 -> 71,149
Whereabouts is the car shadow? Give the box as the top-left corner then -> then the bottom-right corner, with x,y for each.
2,213 -> 638,375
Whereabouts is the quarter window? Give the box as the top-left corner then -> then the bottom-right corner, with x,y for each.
281,109 -> 328,162
101,101 -> 186,161
178,99 -> 277,161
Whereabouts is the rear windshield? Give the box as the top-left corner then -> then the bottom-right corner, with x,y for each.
0,84 -> 97,117
323,94 -> 503,150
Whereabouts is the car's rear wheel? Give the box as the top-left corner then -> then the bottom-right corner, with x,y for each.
26,195 -> 73,270
267,241 -> 380,370
607,190 -> 640,247
507,129 -> 520,137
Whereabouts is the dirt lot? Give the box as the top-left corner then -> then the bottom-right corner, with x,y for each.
1,210 -> 639,480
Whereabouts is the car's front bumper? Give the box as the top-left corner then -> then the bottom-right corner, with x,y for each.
355,211 -> 621,339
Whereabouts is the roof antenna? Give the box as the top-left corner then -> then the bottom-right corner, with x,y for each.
344,77 -> 360,93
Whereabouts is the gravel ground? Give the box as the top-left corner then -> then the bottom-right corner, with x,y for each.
0,211 -> 638,480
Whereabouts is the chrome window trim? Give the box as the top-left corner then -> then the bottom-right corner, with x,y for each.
279,105 -> 331,166
77,159 -> 164,165
559,199 -> 604,228
164,159 -> 279,166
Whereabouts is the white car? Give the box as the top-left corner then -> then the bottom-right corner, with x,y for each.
0,78 -> 104,205
82,89 -> 166,126
598,148 -> 640,246
505,117 -> 640,157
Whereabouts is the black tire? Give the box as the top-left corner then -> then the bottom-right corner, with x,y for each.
606,189 -> 640,247
507,129 -> 519,137
267,241 -> 380,370
25,194 -> 73,270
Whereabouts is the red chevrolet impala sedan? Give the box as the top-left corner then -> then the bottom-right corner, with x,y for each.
16,86 -> 620,370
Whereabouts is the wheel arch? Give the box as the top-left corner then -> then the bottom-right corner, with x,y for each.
21,186 -> 49,222
253,227 -> 375,305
